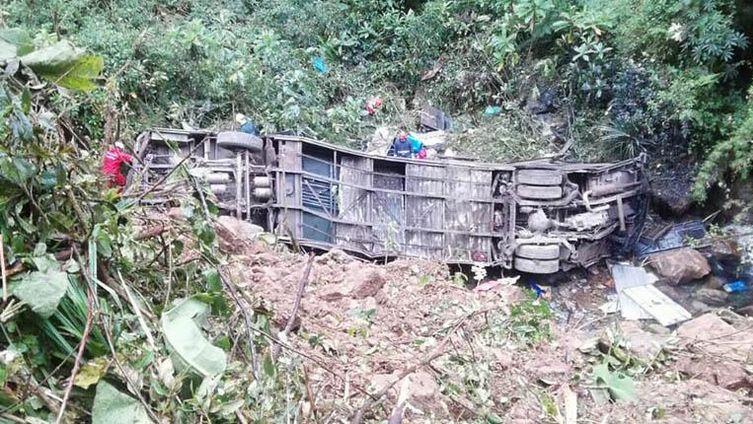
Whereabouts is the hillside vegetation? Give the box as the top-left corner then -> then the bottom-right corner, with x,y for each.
1,0 -> 753,422
5,0 -> 753,198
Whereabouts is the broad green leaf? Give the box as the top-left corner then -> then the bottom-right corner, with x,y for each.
0,156 -> 36,185
262,352 -> 276,378
10,266 -> 68,318
20,88 -> 31,114
20,40 -> 83,73
92,381 -> 151,424
161,298 -> 226,377
592,363 -> 636,402
55,55 -> 104,91
0,29 -> 34,56
203,269 -> 222,292
19,41 -> 102,91
32,254 -> 58,273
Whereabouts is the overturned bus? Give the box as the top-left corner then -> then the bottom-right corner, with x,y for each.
133,128 -> 649,274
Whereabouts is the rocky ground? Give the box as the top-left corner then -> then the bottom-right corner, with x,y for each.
213,216 -> 753,423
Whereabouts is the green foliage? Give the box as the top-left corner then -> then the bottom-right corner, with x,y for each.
693,87 -> 753,201
507,292 -> 553,345
92,380 -> 151,424
160,297 -> 228,377
609,0 -> 747,67
591,362 -> 637,402
6,0 -> 750,178
9,253 -> 68,318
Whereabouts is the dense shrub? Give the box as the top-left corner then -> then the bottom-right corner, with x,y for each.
4,0 -> 752,196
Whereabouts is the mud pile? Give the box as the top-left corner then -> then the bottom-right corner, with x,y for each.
214,217 -> 752,422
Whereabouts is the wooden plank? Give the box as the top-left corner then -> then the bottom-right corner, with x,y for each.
405,230 -> 444,259
339,156 -> 371,222
406,164 -> 444,229
444,167 -> 493,260
372,164 -> 404,255
623,285 -> 691,326
337,156 -> 373,252
405,164 -> 447,259
276,140 -> 302,239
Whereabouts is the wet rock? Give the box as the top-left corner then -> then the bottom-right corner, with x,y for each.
703,275 -> 726,290
652,189 -> 692,217
649,157 -> 695,217
693,288 -> 729,307
648,248 -> 710,285
526,87 -> 557,114
717,309 -> 749,329
688,300 -> 712,315
709,238 -> 740,263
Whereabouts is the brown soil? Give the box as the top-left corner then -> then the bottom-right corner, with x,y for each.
222,234 -> 753,423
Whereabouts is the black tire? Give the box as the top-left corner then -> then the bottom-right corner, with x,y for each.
517,169 -> 562,185
217,131 -> 263,152
515,244 -> 560,260
514,257 -> 559,274
517,184 -> 563,200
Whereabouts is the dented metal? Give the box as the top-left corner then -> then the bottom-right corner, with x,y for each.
133,128 -> 649,273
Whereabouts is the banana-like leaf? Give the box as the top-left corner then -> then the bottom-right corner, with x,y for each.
0,29 -> 34,56
19,40 -> 103,91
160,298 -> 227,377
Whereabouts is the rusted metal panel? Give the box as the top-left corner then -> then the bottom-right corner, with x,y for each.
138,129 -> 650,271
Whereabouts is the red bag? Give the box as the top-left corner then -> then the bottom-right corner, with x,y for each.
102,146 -> 133,187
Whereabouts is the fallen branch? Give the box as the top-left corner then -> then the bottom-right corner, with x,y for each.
55,288 -> 95,424
217,269 -> 380,402
4,262 -> 24,279
134,225 -> 167,241
272,253 -> 315,361
350,314 -> 471,424
76,252 -> 160,423
100,313 -> 161,424
218,269 -> 260,380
